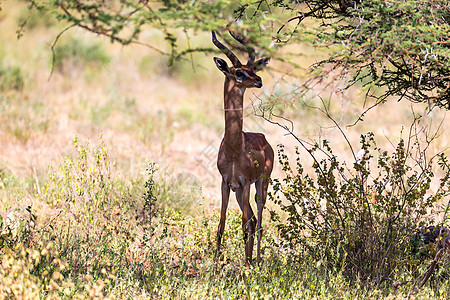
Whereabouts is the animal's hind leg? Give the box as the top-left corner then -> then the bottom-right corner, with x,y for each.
239,183 -> 255,266
236,186 -> 255,244
255,178 -> 264,264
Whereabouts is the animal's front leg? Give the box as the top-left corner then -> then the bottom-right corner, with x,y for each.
216,179 -> 230,259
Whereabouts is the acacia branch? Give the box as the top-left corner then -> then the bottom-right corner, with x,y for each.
48,24 -> 76,80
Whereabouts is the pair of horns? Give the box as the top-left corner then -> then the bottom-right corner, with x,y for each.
212,30 -> 256,67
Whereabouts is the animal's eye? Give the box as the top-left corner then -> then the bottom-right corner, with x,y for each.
235,70 -> 245,78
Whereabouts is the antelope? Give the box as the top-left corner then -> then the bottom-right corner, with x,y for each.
212,31 -> 274,266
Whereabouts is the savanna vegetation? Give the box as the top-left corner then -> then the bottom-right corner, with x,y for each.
1,1 -> 449,299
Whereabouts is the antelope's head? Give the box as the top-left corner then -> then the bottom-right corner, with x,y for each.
212,31 -> 269,89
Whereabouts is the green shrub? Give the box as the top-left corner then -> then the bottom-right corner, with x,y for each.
53,37 -> 111,73
0,64 -> 24,91
17,8 -> 56,31
38,137 -> 138,282
270,131 -> 450,287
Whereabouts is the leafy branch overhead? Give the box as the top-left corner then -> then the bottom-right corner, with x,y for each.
24,0 -> 449,108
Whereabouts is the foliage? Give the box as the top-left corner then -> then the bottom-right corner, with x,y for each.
52,37 -> 110,73
37,137 -> 138,284
43,136 -> 123,214
270,127 -> 450,286
23,0 -> 450,109
17,7 -> 56,31
140,163 -> 159,227
0,63 -> 24,91
311,0 -> 450,109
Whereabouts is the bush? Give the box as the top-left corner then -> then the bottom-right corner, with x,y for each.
37,137 -> 139,284
270,130 -> 450,286
0,64 -> 24,91
17,8 -> 56,31
52,37 -> 111,74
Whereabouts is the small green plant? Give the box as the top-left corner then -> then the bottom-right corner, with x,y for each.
142,163 -> 159,224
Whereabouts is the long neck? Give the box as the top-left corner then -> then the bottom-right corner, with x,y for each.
223,77 -> 245,160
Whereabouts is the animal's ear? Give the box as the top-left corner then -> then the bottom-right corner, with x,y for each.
254,57 -> 270,72
214,57 -> 230,75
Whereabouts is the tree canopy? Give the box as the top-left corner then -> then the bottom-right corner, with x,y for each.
21,0 -> 450,109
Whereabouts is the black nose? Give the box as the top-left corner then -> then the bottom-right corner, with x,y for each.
254,80 -> 262,88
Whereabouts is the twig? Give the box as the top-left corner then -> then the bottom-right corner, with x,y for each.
48,24 -> 76,81
38,210 -> 63,233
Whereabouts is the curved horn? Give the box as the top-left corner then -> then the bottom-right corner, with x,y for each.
229,30 -> 255,63
212,31 -> 242,67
